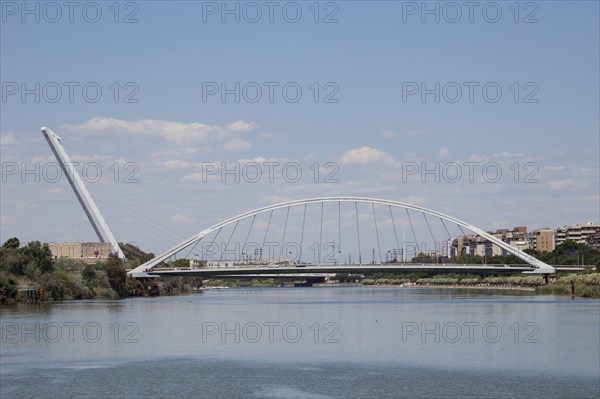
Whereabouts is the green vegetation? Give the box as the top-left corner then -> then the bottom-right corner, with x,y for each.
536,271 -> 600,298
362,274 -> 546,287
528,241 -> 600,268
170,258 -> 192,269
361,272 -> 600,297
2,236 -> 599,302
119,242 -> 155,264
449,240 -> 600,270
0,237 -> 173,303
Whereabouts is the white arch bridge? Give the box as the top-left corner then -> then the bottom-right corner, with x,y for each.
128,197 -> 555,278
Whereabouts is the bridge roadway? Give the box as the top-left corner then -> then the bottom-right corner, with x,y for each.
143,263 -> 585,278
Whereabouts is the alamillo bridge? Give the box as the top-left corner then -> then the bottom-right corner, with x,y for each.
42,126 -> 563,283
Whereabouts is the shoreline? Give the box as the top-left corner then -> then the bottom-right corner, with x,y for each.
316,283 -> 536,291
409,284 -> 535,292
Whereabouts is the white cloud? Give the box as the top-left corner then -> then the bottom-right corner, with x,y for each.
382,129 -> 427,138
583,194 -> 600,203
339,146 -> 393,165
223,139 -> 251,151
548,179 -> 574,191
163,160 -> 193,170
470,151 -> 533,163
180,173 -> 203,182
16,202 -> 38,210
0,133 -> 18,145
438,147 -> 451,157
61,117 -> 258,146
260,195 -> 294,205
237,156 -> 291,164
226,120 -> 258,132
171,214 -> 191,223
45,188 -> 63,194
491,152 -> 527,159
545,166 -> 567,171
303,152 -> 316,162
258,132 -> 286,139
573,167 -> 598,176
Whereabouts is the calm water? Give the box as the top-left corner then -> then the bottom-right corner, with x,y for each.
1,287 -> 599,398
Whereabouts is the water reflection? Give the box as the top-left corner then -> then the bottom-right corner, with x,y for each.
1,287 -> 599,398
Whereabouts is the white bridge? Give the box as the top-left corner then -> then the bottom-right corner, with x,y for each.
129,197 -> 556,277
40,126 -> 556,279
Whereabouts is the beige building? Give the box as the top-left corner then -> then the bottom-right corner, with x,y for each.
534,229 -> 555,252
48,242 -> 112,261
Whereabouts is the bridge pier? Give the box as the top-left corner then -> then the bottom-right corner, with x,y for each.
294,277 -> 325,287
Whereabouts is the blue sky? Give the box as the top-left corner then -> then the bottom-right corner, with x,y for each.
1,1 -> 599,257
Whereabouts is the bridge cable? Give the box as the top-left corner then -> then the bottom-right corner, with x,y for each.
319,202 -> 324,265
183,237 -> 203,260
96,180 -> 188,240
439,217 -> 453,258
260,210 -> 274,261
389,205 -> 401,261
241,214 -> 256,263
372,203 -> 383,264
457,224 -> 468,238
202,227 -> 222,263
299,203 -> 307,262
122,246 -> 149,260
423,213 -> 438,257
355,202 -> 362,265
218,220 -> 239,264
88,186 -> 187,243
440,218 -> 452,239
405,208 -> 418,250
338,201 -> 341,253
456,224 -> 470,260
87,190 -> 183,250
279,207 -> 290,261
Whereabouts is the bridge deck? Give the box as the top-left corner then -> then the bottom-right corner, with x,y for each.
143,263 -> 581,277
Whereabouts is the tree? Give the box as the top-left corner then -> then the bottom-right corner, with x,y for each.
0,246 -> 28,275
0,275 -> 18,303
170,258 -> 191,269
82,264 -> 96,281
2,237 -> 20,249
119,242 -> 155,263
103,254 -> 128,297
41,271 -> 69,300
126,277 -> 144,296
23,241 -> 54,274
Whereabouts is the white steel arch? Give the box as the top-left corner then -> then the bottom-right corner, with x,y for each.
129,197 -> 555,277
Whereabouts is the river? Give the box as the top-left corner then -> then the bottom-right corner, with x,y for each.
1,286 -> 599,398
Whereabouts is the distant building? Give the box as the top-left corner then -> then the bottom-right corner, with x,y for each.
450,234 -> 503,258
450,226 -> 539,259
491,226 -> 534,253
555,222 -> 600,246
586,232 -> 600,250
48,242 -> 112,262
449,222 -> 599,260
534,229 -> 555,252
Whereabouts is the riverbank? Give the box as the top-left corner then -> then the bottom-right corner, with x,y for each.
358,283 -> 536,292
